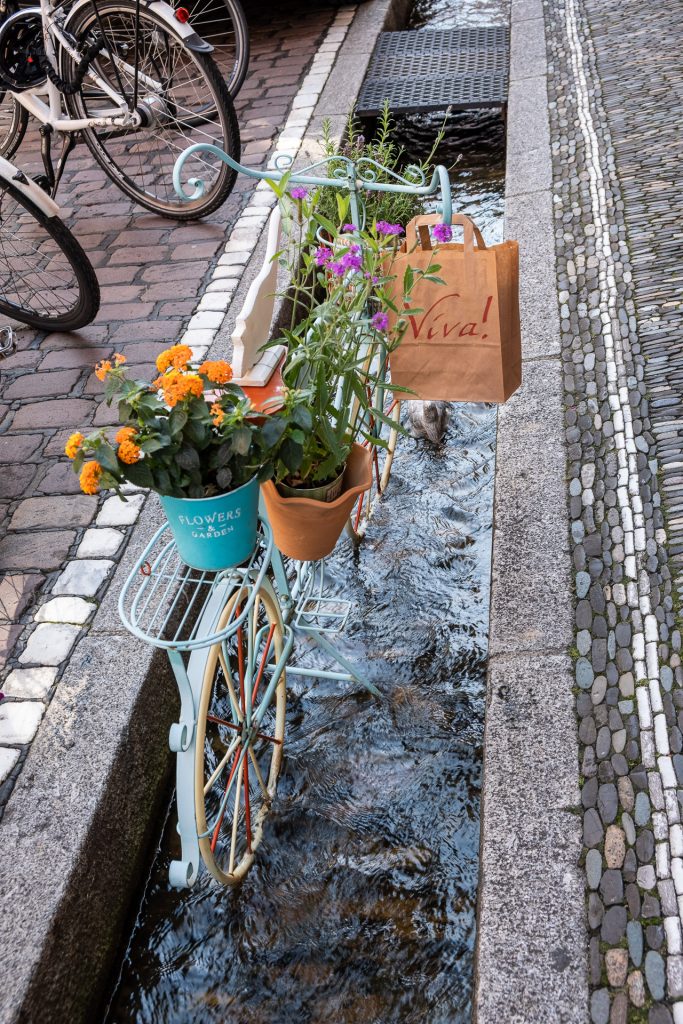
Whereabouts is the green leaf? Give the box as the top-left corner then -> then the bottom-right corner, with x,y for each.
291,404 -> 312,432
232,427 -> 252,457
169,407 -> 188,435
261,416 -> 287,448
280,437 -> 303,473
216,466 -> 233,490
185,418 -> 207,446
177,446 -> 200,471
97,444 -> 120,475
216,443 -> 233,467
140,437 -> 165,454
124,460 -> 154,488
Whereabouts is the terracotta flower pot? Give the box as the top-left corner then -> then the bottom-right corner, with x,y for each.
261,443 -> 372,560
277,467 -> 344,503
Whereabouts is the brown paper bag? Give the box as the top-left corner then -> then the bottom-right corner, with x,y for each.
387,213 -> 521,403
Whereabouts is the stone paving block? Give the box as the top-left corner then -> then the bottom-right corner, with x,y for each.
0,532 -> 76,571
76,529 -> 124,558
52,560 -> 113,598
3,667 -> 57,699
0,747 -> 19,785
96,494 -> 145,527
35,598 -> 93,625
0,702 -> 44,744
9,496 -> 96,531
0,574 -> 44,622
0,435 -> 42,463
12,400 -> 92,430
18,623 -> 81,666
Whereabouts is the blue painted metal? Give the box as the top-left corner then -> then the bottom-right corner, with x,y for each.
159,476 -> 259,572
172,144 -> 453,225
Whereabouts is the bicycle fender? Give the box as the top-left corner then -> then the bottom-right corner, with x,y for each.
0,156 -> 60,218
146,1 -> 214,52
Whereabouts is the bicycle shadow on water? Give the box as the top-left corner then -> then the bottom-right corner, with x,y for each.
106,400 -> 496,1024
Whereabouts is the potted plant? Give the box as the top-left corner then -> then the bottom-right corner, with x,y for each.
256,199 -> 443,561
66,347 -> 271,571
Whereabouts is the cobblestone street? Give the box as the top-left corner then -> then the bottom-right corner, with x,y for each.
546,0 -> 683,1019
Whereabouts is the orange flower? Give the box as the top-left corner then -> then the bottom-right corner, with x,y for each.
113,352 -> 127,366
115,425 -> 137,445
95,359 -> 113,381
154,369 -> 204,407
210,402 -> 224,426
79,460 -> 102,495
65,432 -> 84,459
118,439 -> 142,464
199,360 -> 233,385
156,344 -> 193,374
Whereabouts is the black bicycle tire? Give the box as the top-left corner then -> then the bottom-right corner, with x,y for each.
0,179 -> 100,330
0,94 -> 28,158
61,0 -> 241,220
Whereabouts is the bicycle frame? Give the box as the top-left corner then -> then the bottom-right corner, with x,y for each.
9,0 -> 210,133
0,151 -> 60,213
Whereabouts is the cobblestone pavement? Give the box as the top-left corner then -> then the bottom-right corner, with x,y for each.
546,0 -> 683,1019
0,1 -> 351,808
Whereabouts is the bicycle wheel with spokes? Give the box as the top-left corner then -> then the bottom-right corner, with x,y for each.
195,578 -> 286,885
0,93 -> 27,158
62,0 -> 240,219
175,0 -> 249,97
0,177 -> 100,330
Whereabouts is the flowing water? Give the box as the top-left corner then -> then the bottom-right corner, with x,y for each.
105,0 -> 506,1020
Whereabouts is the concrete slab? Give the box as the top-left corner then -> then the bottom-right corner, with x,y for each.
505,190 -> 561,359
476,654 -> 587,1023
509,18 -> 548,81
488,357 -> 572,657
506,77 -> 550,156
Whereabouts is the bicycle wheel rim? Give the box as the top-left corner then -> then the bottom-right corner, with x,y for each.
175,0 -> 249,96
0,180 -> 100,330
196,581 -> 286,885
62,0 -> 238,217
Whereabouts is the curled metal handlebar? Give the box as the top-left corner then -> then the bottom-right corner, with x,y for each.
172,144 -> 453,225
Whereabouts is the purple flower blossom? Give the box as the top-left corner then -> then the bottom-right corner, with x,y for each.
372,275 -> 379,284
375,220 -> 404,237
328,261 -> 345,277
289,186 -> 308,201
340,251 -> 362,272
432,222 -> 453,243
371,311 -> 389,332
343,223 -> 357,233
315,245 -> 333,267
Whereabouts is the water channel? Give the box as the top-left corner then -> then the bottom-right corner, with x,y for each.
105,0 -> 506,1019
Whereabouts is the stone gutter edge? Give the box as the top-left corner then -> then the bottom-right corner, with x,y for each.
473,0 -> 590,1020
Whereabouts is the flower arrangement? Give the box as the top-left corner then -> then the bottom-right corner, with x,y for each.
259,182 -> 444,494
66,347 -> 270,499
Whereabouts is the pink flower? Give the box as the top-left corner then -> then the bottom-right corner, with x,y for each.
289,186 -> 308,200
433,222 -> 453,243
375,220 -> 404,237
315,246 -> 333,267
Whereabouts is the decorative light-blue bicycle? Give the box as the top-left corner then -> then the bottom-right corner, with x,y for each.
119,141 -> 454,888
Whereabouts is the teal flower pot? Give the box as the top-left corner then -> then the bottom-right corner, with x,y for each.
160,476 -> 259,571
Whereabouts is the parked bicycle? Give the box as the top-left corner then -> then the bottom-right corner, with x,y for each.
0,0 -> 241,218
0,151 -> 99,329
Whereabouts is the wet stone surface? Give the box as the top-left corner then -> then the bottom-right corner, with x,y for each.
546,0 -> 683,1016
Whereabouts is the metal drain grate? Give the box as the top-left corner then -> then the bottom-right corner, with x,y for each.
357,27 -> 510,116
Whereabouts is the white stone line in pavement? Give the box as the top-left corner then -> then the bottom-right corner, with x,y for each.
0,6 -> 357,790
565,0 -> 683,997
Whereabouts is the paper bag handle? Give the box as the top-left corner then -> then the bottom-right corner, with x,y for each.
408,213 -> 486,253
